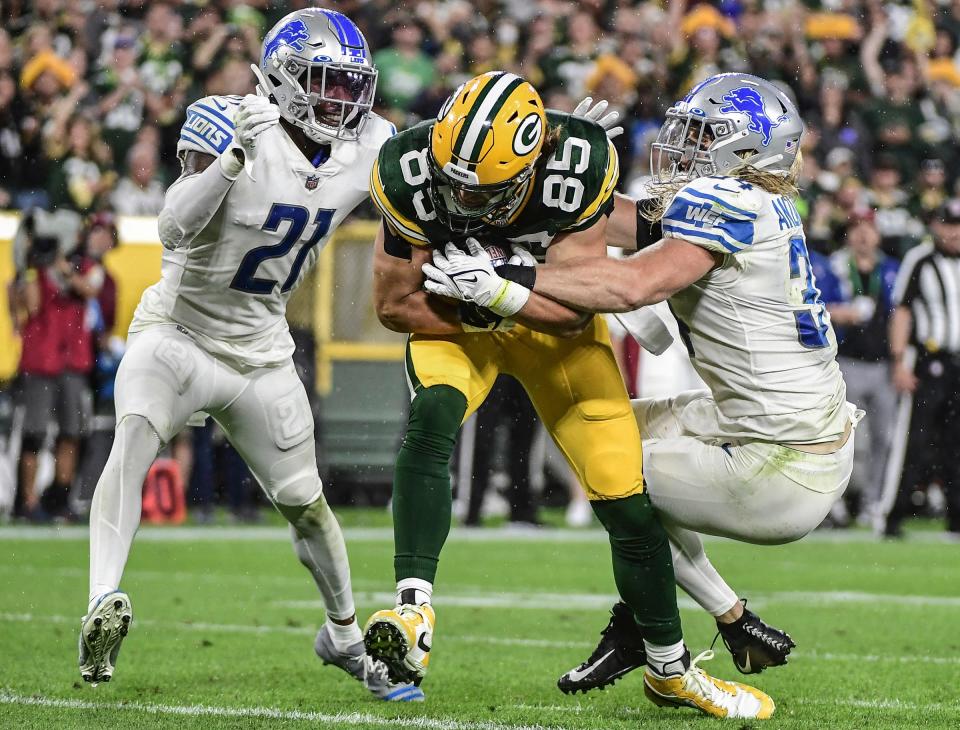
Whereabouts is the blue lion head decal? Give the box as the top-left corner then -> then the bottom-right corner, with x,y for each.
719,87 -> 788,147
263,18 -> 310,62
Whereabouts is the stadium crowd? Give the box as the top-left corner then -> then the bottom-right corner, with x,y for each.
2,0 -> 959,535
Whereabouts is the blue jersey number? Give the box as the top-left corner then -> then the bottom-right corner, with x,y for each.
788,236 -> 829,349
230,204 -> 334,294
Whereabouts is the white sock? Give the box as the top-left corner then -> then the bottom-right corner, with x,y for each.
88,416 -> 159,604
396,578 -> 432,606
326,617 -> 362,652
644,640 -> 687,676
289,495 -> 357,621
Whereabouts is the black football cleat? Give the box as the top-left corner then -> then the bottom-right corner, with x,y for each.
558,602 -> 647,694
716,603 -> 795,674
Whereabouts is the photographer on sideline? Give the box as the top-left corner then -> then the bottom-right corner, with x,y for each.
11,211 -> 99,521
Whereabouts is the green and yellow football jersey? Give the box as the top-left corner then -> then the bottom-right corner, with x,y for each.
370,111 -> 618,250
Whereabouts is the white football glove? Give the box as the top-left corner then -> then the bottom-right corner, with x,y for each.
225,94 -> 280,179
422,239 -> 531,318
506,243 -> 537,267
573,97 -> 623,139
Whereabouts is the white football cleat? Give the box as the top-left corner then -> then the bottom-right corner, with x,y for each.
314,623 -> 424,702
79,591 -> 132,686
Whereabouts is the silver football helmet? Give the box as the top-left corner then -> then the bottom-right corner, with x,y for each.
255,8 -> 377,143
651,73 -> 803,183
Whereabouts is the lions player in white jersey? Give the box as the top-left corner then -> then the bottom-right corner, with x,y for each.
425,74 -> 860,691
79,9 -> 423,701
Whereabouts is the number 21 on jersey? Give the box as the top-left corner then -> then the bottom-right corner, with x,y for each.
231,204 -> 334,294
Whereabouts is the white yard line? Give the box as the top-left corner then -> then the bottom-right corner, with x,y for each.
5,612 -> 960,665
278,588 -> 960,611
2,524 -> 958,543
0,690 -> 561,730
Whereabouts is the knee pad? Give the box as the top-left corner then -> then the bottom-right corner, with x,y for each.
263,443 -> 323,509
20,434 -> 43,453
403,385 -> 467,459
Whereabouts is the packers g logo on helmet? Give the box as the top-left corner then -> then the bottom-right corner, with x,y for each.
513,114 -> 543,156
428,72 -> 547,233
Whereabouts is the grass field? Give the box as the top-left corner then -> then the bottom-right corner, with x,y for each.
1,515 -> 958,729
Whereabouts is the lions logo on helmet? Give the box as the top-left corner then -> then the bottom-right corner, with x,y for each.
257,8 -> 377,143
428,72 -> 547,233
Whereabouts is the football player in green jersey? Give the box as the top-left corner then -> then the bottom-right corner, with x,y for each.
363,71 -> 774,720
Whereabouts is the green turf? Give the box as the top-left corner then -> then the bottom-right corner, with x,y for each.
1,516 -> 958,729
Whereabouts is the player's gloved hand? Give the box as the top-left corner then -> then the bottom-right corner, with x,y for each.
226,94 -> 280,179
506,243 -> 537,267
573,97 -> 623,139
422,239 -> 531,318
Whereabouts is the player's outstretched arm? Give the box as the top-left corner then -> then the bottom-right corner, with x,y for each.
373,223 -> 463,335
531,237 -> 719,313
158,150 -> 242,251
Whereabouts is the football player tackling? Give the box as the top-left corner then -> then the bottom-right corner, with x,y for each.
426,74 -> 859,695
365,71 -> 774,720
79,9 -> 423,701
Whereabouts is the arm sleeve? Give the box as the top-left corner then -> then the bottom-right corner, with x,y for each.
660,178 -> 761,254
161,95 -> 244,250
157,154 -> 240,251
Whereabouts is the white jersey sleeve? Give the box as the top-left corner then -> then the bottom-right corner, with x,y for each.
177,95 -> 243,158
661,176 -> 763,254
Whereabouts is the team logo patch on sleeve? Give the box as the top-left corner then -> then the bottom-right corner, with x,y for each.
181,110 -> 233,154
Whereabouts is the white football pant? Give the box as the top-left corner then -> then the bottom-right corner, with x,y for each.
636,390 -> 857,615
89,324 -> 356,622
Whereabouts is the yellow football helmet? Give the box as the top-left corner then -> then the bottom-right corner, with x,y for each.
429,71 -> 546,233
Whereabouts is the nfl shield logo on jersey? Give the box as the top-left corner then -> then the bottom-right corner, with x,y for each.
305,174 -> 320,190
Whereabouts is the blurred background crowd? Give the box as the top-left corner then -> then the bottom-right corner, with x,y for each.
2,0 -> 959,536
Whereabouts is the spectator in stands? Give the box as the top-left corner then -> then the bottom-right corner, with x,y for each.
866,155 -> 924,260
910,159 -> 950,221
94,35 -> 146,165
821,211 -> 900,524
0,66 -> 20,209
110,143 -> 165,216
45,114 -> 115,214
540,11 -> 603,99
374,18 -> 434,120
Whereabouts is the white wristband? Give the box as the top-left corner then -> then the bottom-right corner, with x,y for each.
218,147 -> 244,180
484,279 -> 530,318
